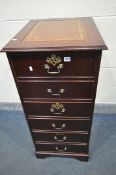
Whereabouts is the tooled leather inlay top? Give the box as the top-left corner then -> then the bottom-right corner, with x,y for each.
23,19 -> 88,42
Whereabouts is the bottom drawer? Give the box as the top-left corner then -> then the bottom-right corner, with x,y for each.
32,131 -> 89,143
35,142 -> 88,153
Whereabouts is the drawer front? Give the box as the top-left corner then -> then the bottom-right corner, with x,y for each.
35,143 -> 88,153
28,117 -> 90,131
32,131 -> 89,143
10,51 -> 97,78
19,81 -> 94,99
24,101 -> 92,117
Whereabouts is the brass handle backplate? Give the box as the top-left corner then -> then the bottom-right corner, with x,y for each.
51,123 -> 66,130
50,102 -> 66,115
44,54 -> 64,74
54,135 -> 67,141
55,146 -> 67,152
47,88 -> 65,96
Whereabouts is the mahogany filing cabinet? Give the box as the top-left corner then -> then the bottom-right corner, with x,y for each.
1,17 -> 107,161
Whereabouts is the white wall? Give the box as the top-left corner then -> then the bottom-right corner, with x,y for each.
0,0 -> 116,104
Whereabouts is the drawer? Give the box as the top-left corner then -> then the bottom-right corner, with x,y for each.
32,131 -> 89,143
9,51 -> 98,78
35,142 -> 88,153
24,101 -> 92,117
28,117 -> 90,131
19,80 -> 94,99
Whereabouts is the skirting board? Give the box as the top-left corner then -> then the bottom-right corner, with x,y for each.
0,102 -> 116,114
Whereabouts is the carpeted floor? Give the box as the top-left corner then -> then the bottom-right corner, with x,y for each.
0,111 -> 116,175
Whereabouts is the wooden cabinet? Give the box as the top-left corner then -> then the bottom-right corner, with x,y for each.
1,17 -> 107,161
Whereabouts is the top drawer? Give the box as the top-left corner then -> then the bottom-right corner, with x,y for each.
8,51 -> 99,78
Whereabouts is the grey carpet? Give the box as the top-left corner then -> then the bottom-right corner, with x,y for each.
0,111 -> 116,175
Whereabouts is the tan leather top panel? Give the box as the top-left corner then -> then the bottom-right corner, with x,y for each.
23,19 -> 88,42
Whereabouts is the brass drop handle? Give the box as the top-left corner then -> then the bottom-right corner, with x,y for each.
50,108 -> 66,115
44,63 -> 64,74
47,88 -> 65,96
44,54 -> 64,74
54,135 -> 67,141
55,146 -> 67,152
51,123 -> 66,130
